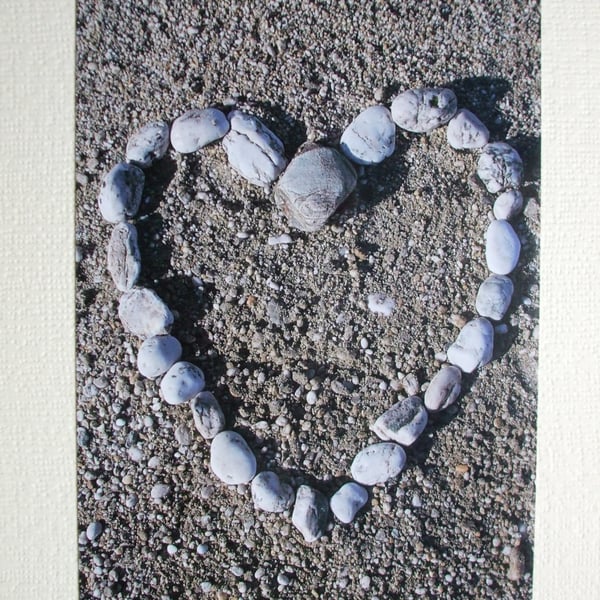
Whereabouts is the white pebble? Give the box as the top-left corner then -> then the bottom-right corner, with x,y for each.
86,521 -> 103,541
291,485 -> 329,543
137,335 -> 182,378
350,442 -> 406,486
251,471 -> 295,513
170,108 -> 229,153
446,109 -> 489,149
330,482 -> 368,523
210,431 -> 256,485
118,287 -> 174,339
485,219 -> 521,275
391,87 -> 457,133
160,361 -> 205,405
107,222 -> 141,291
306,391 -> 317,405
197,543 -> 209,555
222,111 -> 288,187
477,142 -> 523,193
150,483 -> 170,500
126,121 -> 170,168
493,190 -> 523,220
97,162 -> 144,223
371,396 -> 428,446
447,317 -> 494,374
367,293 -> 396,316
267,233 -> 293,245
424,366 -> 462,412
340,105 -> 396,165
166,544 -> 177,555
476,274 -> 514,321
190,392 -> 225,440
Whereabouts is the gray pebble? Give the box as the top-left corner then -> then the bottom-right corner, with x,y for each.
150,483 -> 171,500
447,317 -> 494,374
330,482 -> 368,524
477,142 -> 523,193
370,396 -> 428,446
446,109 -> 489,149
339,105 -> 396,165
476,274 -> 514,321
251,471 -> 295,513
291,485 -> 329,543
107,222 -> 141,292
274,144 -> 357,232
424,366 -> 462,412
160,361 -> 205,405
174,424 -> 191,446
485,219 -> 521,275
86,521 -> 103,541
118,288 -> 173,339
126,121 -> 170,168
170,108 -> 229,153
97,162 -> 144,223
350,442 -> 407,486
391,87 -> 457,133
210,431 -> 256,485
190,391 -> 225,439
137,335 -> 182,378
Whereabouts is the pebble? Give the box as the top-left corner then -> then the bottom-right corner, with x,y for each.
170,108 -> 229,153
137,335 -> 182,378
267,233 -> 293,245
291,485 -> 329,543
125,121 -> 170,168
210,431 -> 257,485
447,317 -> 494,374
476,274 -> 514,321
150,483 -> 171,500
190,391 -> 225,439
277,573 -> 291,586
97,162 -> 144,223
391,87 -> 457,133
174,424 -> 191,446
446,109 -> 489,149
493,189 -> 524,220
402,373 -> 420,396
222,111 -> 288,187
329,482 -> 368,523
118,288 -> 174,339
424,365 -> 462,412
507,545 -> 526,581
350,442 -> 407,486
197,543 -> 209,555
106,222 -> 141,291
160,361 -> 205,405
274,144 -> 357,232
477,142 -> 523,193
251,471 -> 295,513
86,521 -> 103,541
367,293 -> 396,316
485,219 -> 521,275
370,396 -> 428,446
339,105 -> 396,165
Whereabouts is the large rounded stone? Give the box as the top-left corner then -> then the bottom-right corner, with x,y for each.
476,274 -> 514,320
424,366 -> 462,412
97,162 -> 144,223
477,142 -> 523,193
447,318 -> 494,374
391,87 -> 457,133
291,485 -> 329,542
210,431 -> 256,485
370,396 -> 428,446
126,121 -> 170,168
350,442 -> 406,486
485,219 -> 521,275
170,108 -> 230,153
106,222 -> 141,291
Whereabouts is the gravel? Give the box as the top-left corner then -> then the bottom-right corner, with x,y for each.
76,0 -> 539,598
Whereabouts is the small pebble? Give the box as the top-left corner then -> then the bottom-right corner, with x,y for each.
170,108 -> 229,153
277,573 -> 291,586
291,485 -> 329,543
367,293 -> 396,316
476,274 -> 514,321
268,233 -> 292,245
126,121 -> 170,168
86,521 -> 103,541
251,471 -> 295,513
371,396 -> 428,446
210,431 -> 257,485
190,391 -> 225,439
424,366 -> 462,412
160,361 -> 205,405
174,424 -> 191,446
391,87 -> 457,133
330,482 -> 368,524
447,318 -> 494,374
166,544 -> 177,556
477,142 -> 523,193
137,335 -> 182,378
97,162 -> 144,223
493,189 -> 523,220
118,288 -> 173,339
350,442 -> 406,486
150,483 -> 171,500
446,108 -> 489,149
107,222 -> 141,291
197,543 -> 209,555
485,219 -> 521,275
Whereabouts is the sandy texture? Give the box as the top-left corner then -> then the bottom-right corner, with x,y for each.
75,1 -> 540,598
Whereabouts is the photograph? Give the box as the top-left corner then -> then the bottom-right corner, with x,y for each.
75,1 -> 540,597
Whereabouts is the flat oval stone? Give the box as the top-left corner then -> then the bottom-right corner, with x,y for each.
476,274 -> 514,321
274,144 -> 357,232
98,162 -> 144,223
367,293 -> 396,316
137,335 -> 182,378
446,109 -> 489,149
424,366 -> 462,412
340,105 -> 396,165
126,121 -> 170,168
160,361 -> 205,405
210,431 -> 256,485
330,482 -> 368,524
493,189 -> 523,220
391,87 -> 457,133
107,222 -> 141,291
222,111 -> 288,187
477,142 -> 523,193
190,391 -> 225,439
447,317 -> 494,374
371,396 -> 428,446
291,485 -> 329,543
170,108 -> 230,153
251,471 -> 294,513
350,442 -> 406,486
118,287 -> 173,339
485,219 -> 521,275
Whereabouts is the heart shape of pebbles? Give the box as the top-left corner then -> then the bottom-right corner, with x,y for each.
98,87 -> 525,543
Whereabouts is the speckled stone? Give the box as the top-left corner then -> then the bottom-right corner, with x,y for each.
446,109 -> 489,149
476,274 -> 514,320
291,485 -> 329,542
106,222 -> 141,291
391,87 -> 457,133
477,142 -> 523,193
97,162 -> 144,223
118,288 -> 173,339
447,317 -> 494,374
126,121 -> 170,168
371,396 -> 428,446
137,335 -> 182,378
190,391 -> 225,439
160,361 -> 205,405
493,189 -> 523,220
251,471 -> 295,513
424,366 -> 462,412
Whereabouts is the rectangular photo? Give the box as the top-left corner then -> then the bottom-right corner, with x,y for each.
75,1 -> 540,597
